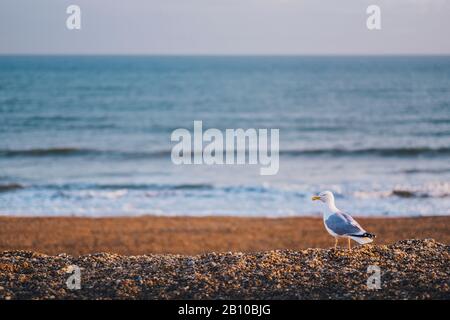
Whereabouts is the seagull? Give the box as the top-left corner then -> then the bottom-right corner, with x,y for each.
312,191 -> 375,251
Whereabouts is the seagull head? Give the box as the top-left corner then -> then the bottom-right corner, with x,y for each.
311,190 -> 335,204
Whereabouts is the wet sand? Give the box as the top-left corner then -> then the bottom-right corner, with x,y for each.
0,216 -> 448,255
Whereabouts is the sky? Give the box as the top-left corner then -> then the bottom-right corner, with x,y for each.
0,0 -> 449,55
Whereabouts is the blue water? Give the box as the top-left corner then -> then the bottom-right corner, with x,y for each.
0,56 -> 450,217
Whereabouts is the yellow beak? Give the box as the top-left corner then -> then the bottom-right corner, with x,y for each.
311,196 -> 321,201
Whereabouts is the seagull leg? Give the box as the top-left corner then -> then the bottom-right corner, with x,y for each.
334,238 -> 338,249
348,238 -> 352,252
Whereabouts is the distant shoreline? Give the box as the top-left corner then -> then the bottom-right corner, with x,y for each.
0,216 -> 448,256
2,54 -> 450,57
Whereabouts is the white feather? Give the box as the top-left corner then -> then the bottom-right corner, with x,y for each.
350,236 -> 373,244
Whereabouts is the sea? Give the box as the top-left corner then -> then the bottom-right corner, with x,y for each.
0,55 -> 449,217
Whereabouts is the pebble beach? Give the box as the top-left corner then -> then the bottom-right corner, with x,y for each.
0,217 -> 449,299
0,239 -> 448,300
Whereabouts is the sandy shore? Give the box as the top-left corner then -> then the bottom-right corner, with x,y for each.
0,216 -> 449,255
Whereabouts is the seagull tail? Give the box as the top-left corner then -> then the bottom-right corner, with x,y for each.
349,232 -> 376,244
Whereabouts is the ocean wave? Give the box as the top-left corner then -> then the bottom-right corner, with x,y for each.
1,146 -> 450,159
171,184 -> 214,190
0,147 -> 450,159
0,147 -> 87,157
92,183 -> 213,191
402,168 -> 450,174
0,148 -> 168,159
0,182 -> 273,196
0,183 -> 24,193
91,183 -> 214,191
33,182 -> 216,192
426,118 -> 450,124
281,147 -> 450,157
58,189 -> 129,200
2,179 -> 450,201
354,182 -> 450,199
50,183 -> 231,200
0,181 -> 217,195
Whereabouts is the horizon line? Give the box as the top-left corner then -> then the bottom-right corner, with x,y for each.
1,53 -> 450,57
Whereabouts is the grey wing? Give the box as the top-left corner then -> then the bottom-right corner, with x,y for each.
325,212 -> 365,236
340,212 -> 365,231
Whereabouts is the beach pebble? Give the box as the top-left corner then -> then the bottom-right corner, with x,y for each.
0,239 -> 448,300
